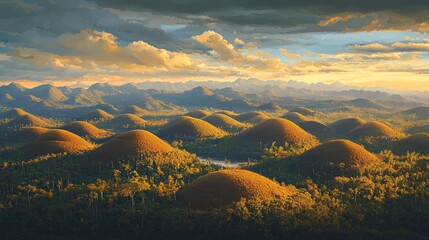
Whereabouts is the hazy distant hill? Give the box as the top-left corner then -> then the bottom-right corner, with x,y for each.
0,79 -> 427,119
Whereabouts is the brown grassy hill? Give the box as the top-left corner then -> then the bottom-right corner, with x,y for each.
158,116 -> 226,139
178,169 -> 291,209
5,114 -> 48,128
107,114 -> 147,128
14,127 -> 49,142
298,139 -> 379,172
328,117 -> 366,135
393,133 -> 429,155
257,102 -> 282,111
80,109 -> 114,121
238,118 -> 314,146
202,114 -> 246,130
60,121 -> 111,138
184,110 -> 211,119
1,108 -> 29,119
122,105 -> 149,116
297,120 -> 328,136
281,112 -> 310,123
347,121 -> 397,139
25,129 -> 93,156
234,111 -> 271,123
97,130 -> 173,161
214,110 -> 237,117
290,107 -> 315,116
401,106 -> 429,118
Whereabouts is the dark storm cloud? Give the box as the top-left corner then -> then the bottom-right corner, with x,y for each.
0,0 -> 173,49
91,0 -> 429,33
93,0 -> 429,14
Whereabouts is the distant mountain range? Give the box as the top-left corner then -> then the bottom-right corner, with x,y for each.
0,79 -> 427,118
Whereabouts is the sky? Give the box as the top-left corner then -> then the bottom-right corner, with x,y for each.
1,0 -> 429,91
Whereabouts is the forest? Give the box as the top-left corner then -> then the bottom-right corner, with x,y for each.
0,83 -> 427,239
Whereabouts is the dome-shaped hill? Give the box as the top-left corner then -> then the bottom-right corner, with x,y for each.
1,108 -> 29,119
5,114 -> 48,128
214,110 -> 237,117
401,106 -> 429,118
393,133 -> 429,155
347,121 -> 397,139
202,114 -> 246,131
328,117 -> 366,135
257,102 -> 282,111
346,98 -> 385,109
122,105 -> 149,116
80,109 -> 114,121
184,110 -> 211,119
158,116 -> 226,139
60,121 -> 110,138
281,112 -> 310,123
14,127 -> 49,142
178,169 -> 291,209
298,139 -> 379,172
290,107 -> 315,116
298,121 -> 328,136
238,118 -> 314,146
107,114 -> 147,128
234,111 -> 271,123
25,129 -> 93,156
97,130 -> 173,162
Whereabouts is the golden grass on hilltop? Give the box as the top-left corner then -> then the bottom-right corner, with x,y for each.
238,118 -> 314,146
184,109 -> 211,119
214,110 -> 237,117
178,169 -> 291,209
202,113 -> 246,130
290,107 -> 315,116
107,114 -> 147,128
1,108 -> 29,119
97,130 -> 174,162
297,120 -> 328,136
80,109 -> 114,121
393,133 -> 429,155
281,112 -> 311,123
25,129 -> 93,156
234,111 -> 271,123
122,105 -> 149,116
60,121 -> 111,138
14,127 -> 49,142
5,114 -> 48,128
347,121 -> 397,139
328,117 -> 366,135
298,139 -> 379,171
158,116 -> 226,139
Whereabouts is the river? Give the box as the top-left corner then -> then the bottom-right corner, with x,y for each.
197,156 -> 254,167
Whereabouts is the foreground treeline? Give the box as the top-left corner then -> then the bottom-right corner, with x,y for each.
0,142 -> 427,240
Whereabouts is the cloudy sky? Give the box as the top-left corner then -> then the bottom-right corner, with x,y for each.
1,0 -> 429,90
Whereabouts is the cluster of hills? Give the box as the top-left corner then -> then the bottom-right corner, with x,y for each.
1,80 -> 428,120
0,81 -> 428,239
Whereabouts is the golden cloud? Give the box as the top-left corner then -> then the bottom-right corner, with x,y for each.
318,15 -> 354,26
279,48 -> 300,59
192,30 -> 288,71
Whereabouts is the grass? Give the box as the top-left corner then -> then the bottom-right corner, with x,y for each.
96,130 -> 174,162
281,112 -> 311,123
157,116 -> 227,140
298,139 -> 380,173
202,113 -> 247,131
238,118 -> 316,146
178,169 -> 292,209
60,121 -> 112,139
25,129 -> 94,156
347,121 -> 398,139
